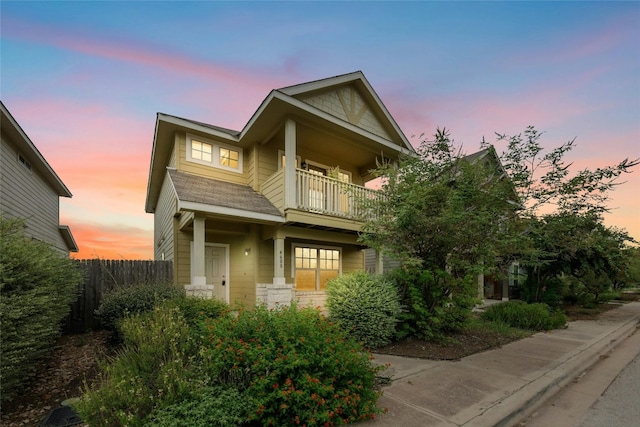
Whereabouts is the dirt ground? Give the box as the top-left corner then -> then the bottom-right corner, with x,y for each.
0,299 -> 632,427
0,331 -> 111,427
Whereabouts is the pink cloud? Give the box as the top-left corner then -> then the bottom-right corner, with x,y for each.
3,18 -> 290,96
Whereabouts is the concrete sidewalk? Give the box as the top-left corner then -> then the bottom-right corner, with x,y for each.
362,301 -> 640,427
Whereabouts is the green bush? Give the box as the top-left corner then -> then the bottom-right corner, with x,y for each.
145,386 -> 252,427
0,217 -> 82,403
481,301 -> 567,331
74,304 -> 200,427
326,272 -> 401,348
95,282 -> 184,331
167,295 -> 230,336
386,268 -> 476,341
77,301 -> 382,426
201,304 -> 384,426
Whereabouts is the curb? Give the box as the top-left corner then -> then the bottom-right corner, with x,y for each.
481,310 -> 640,427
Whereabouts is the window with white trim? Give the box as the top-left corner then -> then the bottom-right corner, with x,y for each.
186,134 -> 243,173
292,244 -> 341,290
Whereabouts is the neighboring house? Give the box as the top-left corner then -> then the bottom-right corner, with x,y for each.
145,71 -> 415,308
0,101 -> 78,255
465,146 -> 523,301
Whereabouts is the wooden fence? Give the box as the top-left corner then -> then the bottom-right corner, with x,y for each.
64,259 -> 173,333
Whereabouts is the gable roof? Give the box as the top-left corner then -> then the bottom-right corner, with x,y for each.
0,101 -> 72,197
168,169 -> 284,223
277,71 -> 412,150
462,145 -> 521,207
146,72 -> 415,212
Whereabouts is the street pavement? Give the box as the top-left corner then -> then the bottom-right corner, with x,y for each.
360,301 -> 640,427
579,351 -> 640,427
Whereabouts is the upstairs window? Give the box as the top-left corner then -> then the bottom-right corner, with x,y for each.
18,154 -> 32,171
220,147 -> 239,169
187,134 -> 242,173
191,140 -> 213,162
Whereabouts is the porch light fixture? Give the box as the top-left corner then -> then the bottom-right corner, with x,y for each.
244,248 -> 251,256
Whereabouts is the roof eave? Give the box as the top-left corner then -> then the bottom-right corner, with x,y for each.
1,101 -> 72,198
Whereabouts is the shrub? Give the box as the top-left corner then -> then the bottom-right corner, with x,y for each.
94,282 -> 184,331
201,304 -> 384,426
0,217 -> 82,403
481,301 -> 567,331
326,272 -> 402,348
167,295 -> 229,336
386,268 -> 476,341
145,386 -> 252,427
74,305 -> 200,427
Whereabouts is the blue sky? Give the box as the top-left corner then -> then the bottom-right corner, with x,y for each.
1,1 -> 638,258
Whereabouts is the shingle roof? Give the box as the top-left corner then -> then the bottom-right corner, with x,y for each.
168,169 -> 283,219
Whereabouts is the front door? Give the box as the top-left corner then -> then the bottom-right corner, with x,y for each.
205,245 -> 227,302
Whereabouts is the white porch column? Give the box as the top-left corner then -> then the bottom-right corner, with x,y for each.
192,216 -> 206,286
284,119 -> 297,209
273,237 -> 285,285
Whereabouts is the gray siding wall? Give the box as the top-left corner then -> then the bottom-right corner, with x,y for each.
1,132 -> 68,252
154,171 -> 176,261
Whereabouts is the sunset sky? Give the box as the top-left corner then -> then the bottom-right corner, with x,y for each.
1,1 -> 638,259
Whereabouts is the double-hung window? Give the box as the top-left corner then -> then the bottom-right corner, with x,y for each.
187,134 -> 242,173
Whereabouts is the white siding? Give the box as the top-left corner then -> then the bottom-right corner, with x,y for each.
0,132 -> 68,252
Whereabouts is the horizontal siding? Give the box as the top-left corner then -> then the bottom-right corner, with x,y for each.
177,133 -> 248,185
260,169 -> 285,212
257,239 -> 275,283
1,135 -> 68,252
154,172 -> 176,262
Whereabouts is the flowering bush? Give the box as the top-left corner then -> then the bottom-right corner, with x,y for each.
76,301 -> 383,426
201,304 -> 384,425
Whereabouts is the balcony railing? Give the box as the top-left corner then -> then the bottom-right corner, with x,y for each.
295,169 -> 379,221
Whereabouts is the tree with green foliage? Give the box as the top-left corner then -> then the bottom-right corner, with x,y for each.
361,126 -> 638,337
489,127 -> 638,305
360,129 -> 522,338
0,217 -> 83,402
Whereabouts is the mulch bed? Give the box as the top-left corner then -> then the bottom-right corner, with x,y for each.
0,331 -> 111,427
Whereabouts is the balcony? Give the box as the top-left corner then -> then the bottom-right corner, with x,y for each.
261,168 -> 381,225
295,169 -> 379,221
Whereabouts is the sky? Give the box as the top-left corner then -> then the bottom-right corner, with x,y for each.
1,1 -> 638,260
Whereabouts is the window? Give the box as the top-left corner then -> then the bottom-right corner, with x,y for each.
18,154 -> 31,171
191,140 -> 212,162
220,147 -> 239,169
292,244 -> 341,290
186,134 -> 243,173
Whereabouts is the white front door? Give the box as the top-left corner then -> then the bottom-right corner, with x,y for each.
205,245 -> 228,302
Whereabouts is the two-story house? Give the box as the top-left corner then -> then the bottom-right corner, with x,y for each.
1,101 -> 78,255
145,71 -> 414,308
